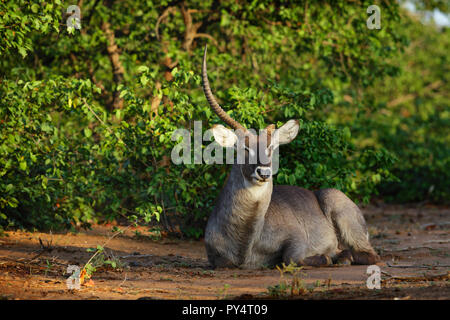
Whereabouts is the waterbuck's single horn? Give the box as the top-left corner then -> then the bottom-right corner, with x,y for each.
202,45 -> 246,131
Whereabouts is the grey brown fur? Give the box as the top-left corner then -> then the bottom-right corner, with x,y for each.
205,165 -> 379,268
201,45 -> 379,269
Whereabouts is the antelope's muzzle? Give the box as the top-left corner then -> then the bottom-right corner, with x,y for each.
256,166 -> 272,180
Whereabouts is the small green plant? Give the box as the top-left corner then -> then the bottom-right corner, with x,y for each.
217,284 -> 231,299
80,226 -> 131,283
84,245 -> 124,278
267,283 -> 290,298
313,280 -> 321,289
111,226 -> 123,234
44,259 -> 52,276
159,277 -> 174,281
148,226 -> 162,240
267,262 -> 308,297
200,269 -> 215,276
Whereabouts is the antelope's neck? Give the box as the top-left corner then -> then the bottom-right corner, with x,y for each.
216,165 -> 273,265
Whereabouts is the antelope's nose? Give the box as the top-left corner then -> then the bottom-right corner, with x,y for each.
256,167 -> 272,180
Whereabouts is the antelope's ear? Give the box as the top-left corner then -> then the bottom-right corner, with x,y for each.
211,124 -> 238,147
272,120 -> 299,148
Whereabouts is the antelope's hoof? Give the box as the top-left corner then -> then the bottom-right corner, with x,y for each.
302,254 -> 332,267
335,249 -> 353,266
352,251 -> 380,265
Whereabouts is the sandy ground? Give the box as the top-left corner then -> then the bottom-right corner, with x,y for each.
0,204 -> 449,300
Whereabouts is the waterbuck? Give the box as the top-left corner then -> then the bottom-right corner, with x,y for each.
201,46 -> 380,269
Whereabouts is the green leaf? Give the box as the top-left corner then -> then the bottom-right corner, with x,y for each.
137,66 -> 149,73
140,74 -> 148,86
18,47 -> 28,58
84,128 -> 92,138
31,4 -> 39,13
19,161 -> 27,171
288,174 -> 296,185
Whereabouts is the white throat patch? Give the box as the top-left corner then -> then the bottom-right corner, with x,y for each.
243,176 -> 270,199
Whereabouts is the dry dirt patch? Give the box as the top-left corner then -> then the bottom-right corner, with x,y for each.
0,204 -> 449,300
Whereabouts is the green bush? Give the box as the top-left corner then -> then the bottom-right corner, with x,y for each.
0,0 -> 447,236
0,66 -> 396,236
335,14 -> 449,203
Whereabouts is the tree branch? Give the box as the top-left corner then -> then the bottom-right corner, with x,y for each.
101,21 -> 125,110
387,80 -> 442,108
155,6 -> 177,40
194,33 -> 218,47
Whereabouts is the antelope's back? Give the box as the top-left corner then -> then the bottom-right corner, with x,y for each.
263,185 -> 335,240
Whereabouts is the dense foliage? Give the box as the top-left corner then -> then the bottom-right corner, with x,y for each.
0,1 -> 447,236
349,16 -> 449,203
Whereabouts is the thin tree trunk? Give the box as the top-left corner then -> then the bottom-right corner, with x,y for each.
102,21 -> 125,110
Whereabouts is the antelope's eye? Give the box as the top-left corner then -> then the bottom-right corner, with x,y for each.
244,146 -> 256,158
